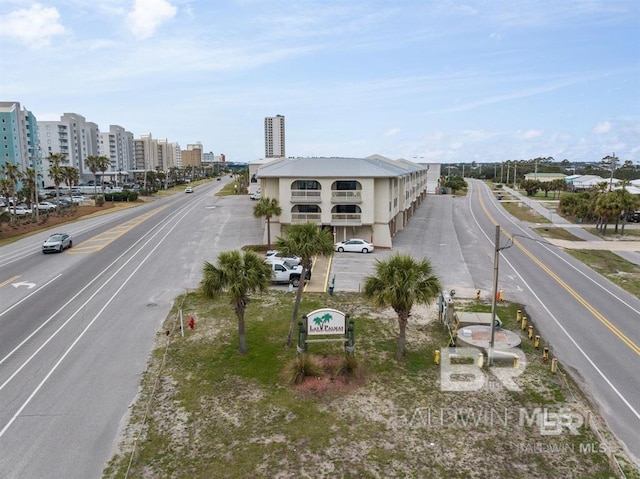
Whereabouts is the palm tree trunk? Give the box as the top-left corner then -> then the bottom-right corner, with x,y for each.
286,264 -> 307,347
397,315 -> 408,359
266,216 -> 272,250
237,307 -> 247,355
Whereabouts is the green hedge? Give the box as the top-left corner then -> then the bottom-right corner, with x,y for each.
104,191 -> 139,202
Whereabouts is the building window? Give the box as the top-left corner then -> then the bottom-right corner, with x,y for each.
334,180 -> 359,190
293,180 -> 320,190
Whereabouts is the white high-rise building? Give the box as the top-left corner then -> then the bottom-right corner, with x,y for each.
264,115 -> 285,158
99,125 -> 134,175
38,112 -> 100,184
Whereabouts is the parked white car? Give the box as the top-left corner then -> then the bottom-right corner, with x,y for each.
334,238 -> 374,253
5,206 -> 32,216
37,201 -> 57,211
265,258 -> 309,287
265,250 -> 302,266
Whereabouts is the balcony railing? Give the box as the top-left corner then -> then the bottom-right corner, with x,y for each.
331,190 -> 362,203
291,213 -> 322,224
331,213 -> 362,225
290,190 -> 322,202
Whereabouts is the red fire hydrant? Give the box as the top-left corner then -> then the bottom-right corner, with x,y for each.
188,316 -> 195,330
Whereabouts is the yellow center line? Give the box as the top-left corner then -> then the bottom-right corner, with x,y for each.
67,205 -> 168,254
478,187 -> 640,356
0,275 -> 20,288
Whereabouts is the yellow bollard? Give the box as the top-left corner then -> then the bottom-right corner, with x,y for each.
543,347 -> 549,362
521,316 -> 527,330
477,352 -> 484,368
551,357 -> 558,373
534,335 -> 540,349
516,309 -> 522,323
434,350 -> 440,365
513,356 -> 518,368
527,325 -> 534,340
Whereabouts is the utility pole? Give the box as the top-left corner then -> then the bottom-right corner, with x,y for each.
606,153 -> 618,192
489,225 -> 501,366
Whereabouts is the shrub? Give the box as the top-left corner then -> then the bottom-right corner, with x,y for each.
285,354 -> 323,385
104,191 -> 138,202
337,354 -> 363,379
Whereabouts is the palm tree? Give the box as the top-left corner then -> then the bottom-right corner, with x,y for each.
253,197 -> 282,249
200,250 -> 273,355
47,152 -> 67,210
62,166 -> 80,212
275,223 -> 335,347
363,253 -> 442,359
22,167 -> 39,220
84,155 -> 110,199
1,162 -> 22,222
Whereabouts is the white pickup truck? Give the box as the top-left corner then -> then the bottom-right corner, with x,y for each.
266,259 -> 310,287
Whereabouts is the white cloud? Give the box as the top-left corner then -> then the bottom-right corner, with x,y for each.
126,0 -> 178,39
515,129 -> 543,140
0,3 -> 65,48
592,121 -> 612,134
384,128 -> 400,137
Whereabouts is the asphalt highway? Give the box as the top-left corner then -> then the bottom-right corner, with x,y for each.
0,179 -> 262,478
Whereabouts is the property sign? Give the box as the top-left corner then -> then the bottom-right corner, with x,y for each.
306,308 -> 346,336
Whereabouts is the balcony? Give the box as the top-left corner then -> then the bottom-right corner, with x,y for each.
331,190 -> 362,203
331,213 -> 362,226
291,213 -> 322,224
290,189 -> 322,203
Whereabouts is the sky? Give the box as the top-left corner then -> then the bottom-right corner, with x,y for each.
1,0 -> 639,165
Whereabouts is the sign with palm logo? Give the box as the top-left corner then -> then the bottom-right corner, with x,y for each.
307,308 -> 346,335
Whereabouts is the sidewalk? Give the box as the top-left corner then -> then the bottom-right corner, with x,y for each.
501,186 -> 640,265
304,254 -> 333,293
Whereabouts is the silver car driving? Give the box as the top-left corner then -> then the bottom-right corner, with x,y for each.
42,233 -> 73,253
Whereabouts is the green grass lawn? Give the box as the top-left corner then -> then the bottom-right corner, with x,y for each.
103,291 -> 637,479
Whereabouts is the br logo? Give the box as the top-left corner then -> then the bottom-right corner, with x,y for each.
439,347 -> 526,392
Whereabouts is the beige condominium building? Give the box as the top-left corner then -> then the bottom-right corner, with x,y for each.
254,155 -> 440,248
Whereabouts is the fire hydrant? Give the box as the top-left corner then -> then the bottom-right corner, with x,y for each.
188,316 -> 195,330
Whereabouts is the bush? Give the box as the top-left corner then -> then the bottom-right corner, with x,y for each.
95,195 -> 105,206
337,354 -> 363,379
285,354 -> 323,385
104,191 -> 138,202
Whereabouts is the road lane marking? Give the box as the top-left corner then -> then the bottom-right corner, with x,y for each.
0,199 -> 195,438
67,206 -> 168,254
0,275 -> 20,288
0,275 -> 61,319
469,183 -> 640,423
477,186 -> 640,356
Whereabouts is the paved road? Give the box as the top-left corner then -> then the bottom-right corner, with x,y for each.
0,179 -> 262,478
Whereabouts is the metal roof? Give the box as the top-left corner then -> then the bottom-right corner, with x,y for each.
257,156 -> 425,178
